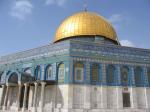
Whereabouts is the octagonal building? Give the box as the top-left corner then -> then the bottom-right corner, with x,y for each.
0,11 -> 150,112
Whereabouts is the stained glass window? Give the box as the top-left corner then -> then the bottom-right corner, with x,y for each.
74,62 -> 84,82
121,66 -> 129,86
91,64 -> 99,82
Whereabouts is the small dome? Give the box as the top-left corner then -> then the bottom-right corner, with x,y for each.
54,11 -> 118,43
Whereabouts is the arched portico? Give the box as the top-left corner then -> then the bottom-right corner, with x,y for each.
3,70 -> 32,111
6,70 -> 21,84
2,71 -> 20,110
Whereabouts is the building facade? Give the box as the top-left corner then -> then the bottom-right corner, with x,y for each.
0,11 -> 150,112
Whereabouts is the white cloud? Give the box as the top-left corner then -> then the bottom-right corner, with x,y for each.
10,0 -> 33,20
120,40 -> 135,47
45,0 -> 67,7
108,14 -> 122,24
108,14 -> 124,31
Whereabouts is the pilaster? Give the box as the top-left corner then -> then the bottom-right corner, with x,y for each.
3,85 -> 9,110
17,84 -> 22,111
40,82 -> 46,112
22,83 -> 28,112
101,63 -> 106,85
33,82 -> 38,112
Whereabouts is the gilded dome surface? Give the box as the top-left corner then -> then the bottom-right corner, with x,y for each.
54,11 -> 117,42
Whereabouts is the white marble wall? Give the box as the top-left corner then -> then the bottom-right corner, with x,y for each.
136,87 -> 146,109
0,85 -> 150,112
41,85 -> 149,111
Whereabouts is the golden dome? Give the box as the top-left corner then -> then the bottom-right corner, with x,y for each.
54,11 -> 117,42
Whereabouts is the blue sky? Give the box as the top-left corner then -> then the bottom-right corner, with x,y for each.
0,0 -> 150,56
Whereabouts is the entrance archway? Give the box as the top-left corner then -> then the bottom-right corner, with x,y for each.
6,72 -> 19,111
5,70 -> 32,110
8,72 -> 18,84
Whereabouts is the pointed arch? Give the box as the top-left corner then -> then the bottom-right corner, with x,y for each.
74,62 -> 84,82
57,63 -> 65,83
45,64 -> 53,80
121,66 -> 129,86
6,70 -> 21,84
91,63 -> 99,83
24,67 -> 32,75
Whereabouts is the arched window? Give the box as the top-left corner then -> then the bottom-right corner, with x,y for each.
147,68 -> 150,86
8,72 -> 18,83
107,65 -> 115,84
134,66 -> 143,86
24,68 -> 32,75
35,66 -> 41,80
91,63 -> 99,82
58,63 -> 65,83
121,66 -> 129,86
46,65 -> 53,80
74,62 -> 84,82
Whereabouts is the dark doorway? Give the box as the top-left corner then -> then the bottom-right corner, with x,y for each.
8,73 -> 18,84
26,86 -> 30,109
123,93 -> 131,107
20,86 -> 25,108
19,86 -> 30,109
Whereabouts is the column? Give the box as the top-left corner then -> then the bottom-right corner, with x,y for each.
3,85 -> 9,110
33,83 -> 38,112
40,82 -> 46,112
130,66 -> 137,108
22,83 -> 28,112
0,85 -> 5,109
17,84 -> 22,110
116,65 -> 123,109
116,87 -> 123,109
